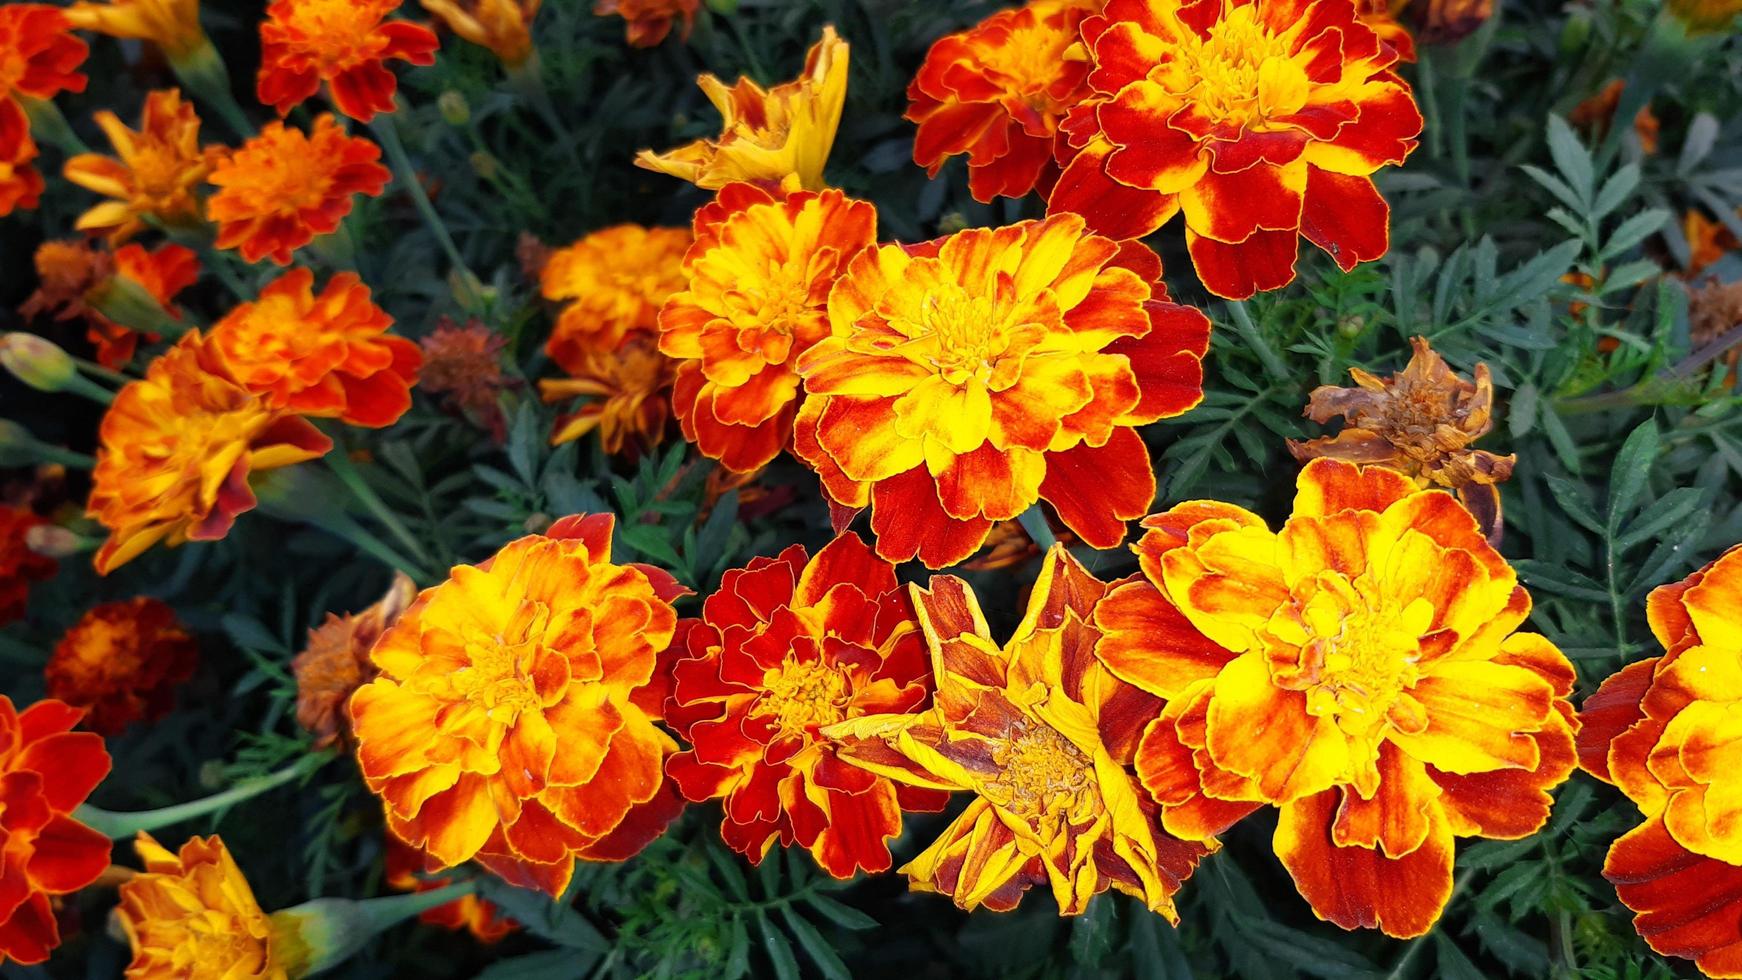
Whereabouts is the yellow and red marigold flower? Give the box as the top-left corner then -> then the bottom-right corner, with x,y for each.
208,268 -> 423,429
907,1 -> 1092,203
257,0 -> 440,122
1092,458 -> 1578,938
207,115 -> 391,266
659,181 -> 876,473
63,0 -> 207,60
1577,546 -> 1742,978
292,572 -> 416,748
636,27 -> 847,191
1684,208 -> 1738,279
1354,0 -> 1416,62
0,696 -> 112,966
421,0 -> 539,66
118,833 -> 288,979
384,837 -> 518,942
665,534 -> 948,877
792,213 -> 1211,569
45,597 -> 198,736
87,333 -> 333,574
350,515 -> 689,897
1048,0 -> 1423,299
0,507 -> 56,627
540,333 -> 674,457
63,88 -> 216,243
542,224 -> 690,365
0,4 -> 87,216
594,0 -> 697,49
825,547 -> 1209,914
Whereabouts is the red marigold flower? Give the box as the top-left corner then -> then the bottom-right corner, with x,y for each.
207,267 -> 423,428
44,597 -> 198,736
0,507 -> 56,627
542,224 -> 691,365
257,0 -> 440,122
1355,0 -> 1416,62
1578,546 -> 1742,978
792,213 -> 1211,569
665,534 -> 948,877
350,514 -> 689,896
593,0 -> 697,48
207,115 -> 391,266
384,837 -> 519,942
659,181 -> 876,473
20,239 -> 199,369
907,1 -> 1093,203
0,696 -> 112,966
1048,0 -> 1423,299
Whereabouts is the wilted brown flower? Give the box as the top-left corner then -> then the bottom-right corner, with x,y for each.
19,239 -> 112,324
419,318 -> 514,441
1418,0 -> 1492,44
538,333 -> 673,458
1288,337 -> 1515,538
291,572 -> 417,748
1570,80 -> 1660,156
1689,278 -> 1742,386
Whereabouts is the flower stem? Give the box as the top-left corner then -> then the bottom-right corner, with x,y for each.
325,446 -> 434,570
1016,504 -> 1057,551
1225,300 -> 1290,380
17,95 -> 89,155
169,37 -> 253,139
369,115 -> 481,309
76,754 -> 330,840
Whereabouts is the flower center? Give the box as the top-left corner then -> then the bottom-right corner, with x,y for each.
977,19 -> 1077,110
752,659 -> 849,736
1275,576 -> 1432,740
988,723 -> 1091,817
909,284 -> 1015,385
182,912 -> 264,973
1170,8 -> 1298,126
232,144 -> 334,212
281,0 -> 384,67
451,601 -> 552,721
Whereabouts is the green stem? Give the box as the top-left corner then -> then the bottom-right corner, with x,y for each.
506,52 -> 570,142
1016,504 -> 1057,552
369,116 -> 481,309
313,511 -> 433,583
1225,300 -> 1290,380
325,447 -> 434,569
168,37 -> 253,139
76,754 -> 329,840
62,371 -> 116,405
17,95 -> 89,155
74,357 -> 134,387
11,438 -> 94,470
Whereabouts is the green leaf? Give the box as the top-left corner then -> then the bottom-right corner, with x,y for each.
1544,114 -> 1594,205
1432,933 -> 1488,980
1237,918 -> 1382,979
474,878 -> 610,952
222,614 -> 287,655
756,911 -> 801,980
1607,418 -> 1660,531
803,893 -> 877,931
473,949 -> 601,980
778,907 -> 851,980
616,522 -> 683,567
1600,208 -> 1671,262
1616,487 -> 1705,552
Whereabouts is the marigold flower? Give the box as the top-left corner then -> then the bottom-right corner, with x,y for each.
87,333 -> 333,574
420,318 -> 513,440
666,534 -> 947,876
594,0 -> 696,48
384,838 -> 518,942
1287,337 -> 1514,540
659,181 -> 876,472
257,0 -> 440,122
292,572 -> 416,748
907,2 -> 1092,203
118,833 -> 288,979
0,5 -> 86,216
1417,0 -> 1492,42
63,0 -> 205,60
207,115 -> 391,265
0,696 -> 112,966
792,213 -> 1211,569
1093,458 -> 1578,938
22,239 -> 200,369
825,547 -> 1208,914
1355,0 -> 1417,61
540,333 -> 674,457
635,27 -> 847,191
1668,0 -> 1742,33
1569,79 -> 1659,156
420,0 -> 539,65
0,117 -> 44,216
541,225 -> 691,365
208,268 -> 423,428
1048,0 -> 1423,299
45,597 -> 198,736
1683,208 -> 1738,279
1578,546 -> 1742,978
63,89 -> 216,243
350,514 -> 689,896
0,507 -> 56,626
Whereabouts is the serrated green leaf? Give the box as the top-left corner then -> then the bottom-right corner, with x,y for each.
803,894 -> 876,931
1608,419 -> 1660,531
779,907 -> 850,980
756,912 -> 801,980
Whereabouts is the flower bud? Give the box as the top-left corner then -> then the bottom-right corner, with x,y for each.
0,333 -> 76,392
438,90 -> 470,127
25,524 -> 86,559
469,150 -> 498,181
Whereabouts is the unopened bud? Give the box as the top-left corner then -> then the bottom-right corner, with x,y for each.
25,524 -> 85,558
937,211 -> 969,235
85,275 -> 186,340
0,333 -> 76,392
1337,314 -> 1367,339
469,151 -> 498,181
438,90 -> 470,127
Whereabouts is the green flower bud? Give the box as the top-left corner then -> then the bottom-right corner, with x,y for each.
0,333 -> 76,392
438,90 -> 471,127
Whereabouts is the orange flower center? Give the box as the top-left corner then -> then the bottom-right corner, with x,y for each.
753,658 -> 849,736
279,0 -> 387,68
450,602 -> 555,721
224,144 -> 336,213
1274,575 -> 1431,742
1168,8 -> 1300,126
180,912 -> 266,974
721,269 -> 813,366
987,723 -> 1090,817
976,19 -> 1076,109
127,142 -> 196,199
899,281 -> 1028,387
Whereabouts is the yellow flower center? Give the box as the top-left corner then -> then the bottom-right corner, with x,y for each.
451,601 -> 553,721
910,284 -> 1016,386
1274,576 -> 1433,742
226,142 -> 335,213
753,658 -> 849,736
988,723 -> 1091,817
280,0 -> 384,67
1169,7 -> 1300,126
178,910 -> 266,974
974,18 -> 1076,110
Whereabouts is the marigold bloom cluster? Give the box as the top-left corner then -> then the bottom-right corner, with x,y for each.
0,5 -> 87,216
64,0 -> 207,59
422,0 -> 539,65
1093,459 -> 1578,937
827,547 -> 1210,915
292,572 -> 417,748
0,507 -> 56,626
350,515 -> 688,897
1578,546 -> 1742,979
1048,0 -> 1423,298
207,115 -> 391,265
385,838 -> 518,942
0,697 -> 112,966
594,0 -> 698,49
64,88 -> 216,243
257,0 -> 439,122
666,534 -> 948,877
45,596 -> 198,735
117,833 -> 288,979
793,213 -> 1211,568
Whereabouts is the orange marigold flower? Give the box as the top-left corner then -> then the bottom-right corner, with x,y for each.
1683,208 -> 1738,279
118,833 -> 289,979
0,4 -> 86,217
207,268 -> 423,428
20,237 -> 113,325
907,2 -> 1092,203
257,0 -> 440,122
87,333 -> 333,574
594,0 -> 696,48
635,27 -> 847,191
1048,0 -> 1422,299
0,696 -> 112,966
1093,458 -> 1578,938
62,0 -> 205,59
207,115 -> 391,266
23,239 -> 201,369
45,597 -> 198,736
420,318 -> 513,440
826,547 -> 1208,914
0,507 -> 56,626
420,0 -> 539,66
792,213 -> 1211,569
1577,546 -> 1742,978
659,181 -> 876,472
384,837 -> 518,942
63,88 -> 216,243
1668,0 -> 1742,33
292,571 -> 416,748
666,534 -> 947,877
1355,0 -> 1417,61
540,333 -> 674,457
541,225 -> 691,365
0,116 -> 43,217
350,514 -> 690,896
1569,79 -> 1659,156
1287,337 -> 1515,540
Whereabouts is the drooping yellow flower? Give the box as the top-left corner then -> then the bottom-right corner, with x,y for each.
420,0 -> 539,65
63,88 -> 216,243
63,0 -> 207,60
117,833 -> 291,979
635,26 -> 847,191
